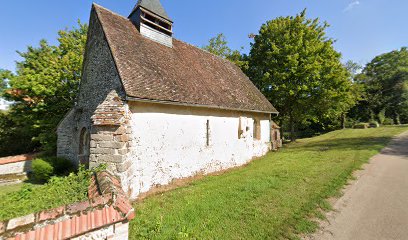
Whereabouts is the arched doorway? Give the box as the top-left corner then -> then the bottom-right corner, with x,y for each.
78,127 -> 90,168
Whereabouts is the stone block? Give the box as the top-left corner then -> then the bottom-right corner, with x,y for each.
90,140 -> 97,148
91,134 -> 113,141
91,148 -> 116,155
98,155 -> 124,163
117,149 -> 129,155
99,141 -> 126,149
7,214 -> 35,231
115,126 -> 126,135
115,134 -> 129,142
116,160 -> 132,173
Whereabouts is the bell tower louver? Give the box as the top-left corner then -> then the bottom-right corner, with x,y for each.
129,0 -> 173,47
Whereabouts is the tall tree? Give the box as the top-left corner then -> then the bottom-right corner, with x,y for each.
247,10 -> 354,141
2,22 -> 87,154
340,61 -> 363,128
360,47 -> 408,124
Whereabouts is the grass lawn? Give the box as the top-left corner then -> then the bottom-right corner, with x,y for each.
0,169 -> 91,221
0,182 -> 40,198
0,183 -> 24,197
130,126 -> 408,239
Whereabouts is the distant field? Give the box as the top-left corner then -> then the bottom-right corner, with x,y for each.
129,126 -> 408,239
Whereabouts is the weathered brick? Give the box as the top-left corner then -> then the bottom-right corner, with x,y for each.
7,214 -> 35,230
38,206 -> 65,222
66,201 -> 91,214
115,134 -> 129,142
91,134 -> 113,141
115,126 -> 127,135
98,155 -> 124,163
99,141 -> 126,149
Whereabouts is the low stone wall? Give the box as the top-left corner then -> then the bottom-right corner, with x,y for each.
0,154 -> 38,176
0,171 -> 135,240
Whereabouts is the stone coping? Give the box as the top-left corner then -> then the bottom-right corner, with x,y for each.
0,171 -> 135,240
0,154 -> 39,166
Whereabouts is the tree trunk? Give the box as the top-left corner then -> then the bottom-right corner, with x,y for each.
341,113 -> 346,129
395,113 -> 401,125
289,113 -> 296,142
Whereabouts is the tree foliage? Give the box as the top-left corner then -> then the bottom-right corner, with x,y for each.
356,48 -> 408,124
202,33 -> 248,70
247,10 -> 356,140
1,22 -> 87,155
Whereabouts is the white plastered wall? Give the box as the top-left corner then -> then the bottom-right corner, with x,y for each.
126,102 -> 272,199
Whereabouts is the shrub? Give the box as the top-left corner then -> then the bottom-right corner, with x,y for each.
353,123 -> 369,129
44,157 -> 75,176
0,166 -> 95,221
383,118 -> 394,125
32,159 -> 54,183
369,121 -> 380,128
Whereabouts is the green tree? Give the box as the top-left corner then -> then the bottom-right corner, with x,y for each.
360,48 -> 408,124
247,10 -> 354,141
203,33 -> 232,58
0,69 -> 13,92
203,34 -> 248,70
340,61 -> 363,128
2,21 -> 87,154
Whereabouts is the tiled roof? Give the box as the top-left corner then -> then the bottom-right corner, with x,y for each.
93,4 -> 278,114
3,172 -> 135,240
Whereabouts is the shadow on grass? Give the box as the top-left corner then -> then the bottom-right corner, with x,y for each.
293,137 -> 389,150
289,134 -> 408,158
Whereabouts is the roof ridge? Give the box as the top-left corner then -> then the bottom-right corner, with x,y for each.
92,3 -> 131,22
93,3 -> 237,66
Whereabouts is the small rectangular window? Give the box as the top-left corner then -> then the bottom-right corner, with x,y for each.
206,119 -> 210,146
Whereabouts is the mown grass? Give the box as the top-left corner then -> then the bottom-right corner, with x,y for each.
130,126 -> 408,239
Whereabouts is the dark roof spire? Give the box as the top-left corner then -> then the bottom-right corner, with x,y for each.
133,0 -> 171,21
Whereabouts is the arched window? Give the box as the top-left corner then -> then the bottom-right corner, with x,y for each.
78,127 -> 90,167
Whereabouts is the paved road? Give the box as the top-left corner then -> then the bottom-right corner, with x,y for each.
310,131 -> 408,240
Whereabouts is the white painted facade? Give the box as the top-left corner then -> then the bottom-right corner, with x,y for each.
124,102 -> 272,199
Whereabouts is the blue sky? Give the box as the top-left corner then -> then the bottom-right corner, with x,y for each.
0,0 -> 407,72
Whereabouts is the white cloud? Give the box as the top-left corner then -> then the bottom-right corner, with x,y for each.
344,0 -> 360,12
